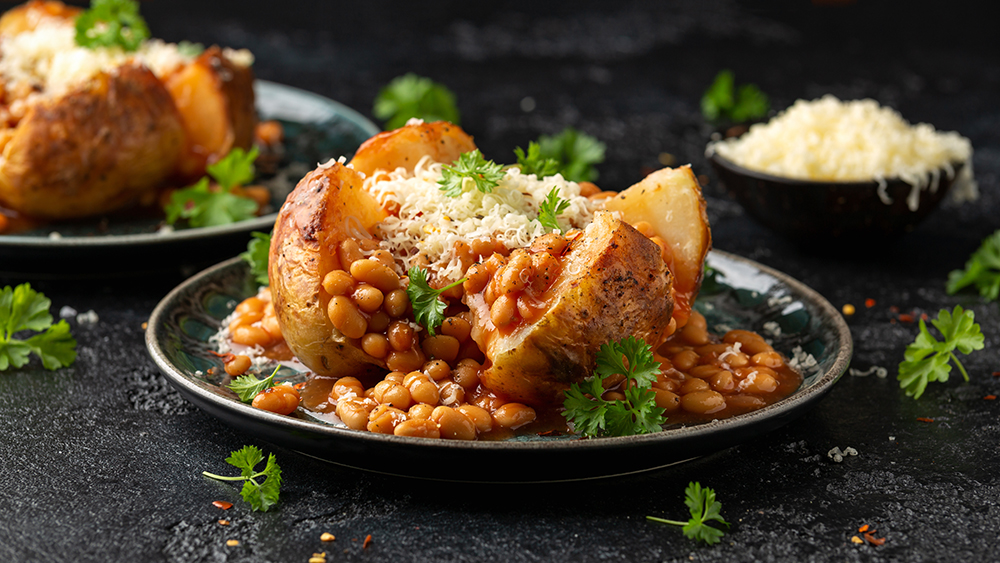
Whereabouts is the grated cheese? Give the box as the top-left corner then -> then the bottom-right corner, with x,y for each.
708,95 -> 976,211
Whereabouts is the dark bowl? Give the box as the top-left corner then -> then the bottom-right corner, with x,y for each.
708,147 -> 963,241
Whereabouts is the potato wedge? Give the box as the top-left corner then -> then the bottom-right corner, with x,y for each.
468,211 -> 674,405
603,166 -> 710,327
349,120 -> 476,178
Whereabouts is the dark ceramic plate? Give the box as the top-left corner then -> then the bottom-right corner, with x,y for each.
146,251 -> 852,482
0,80 -> 379,276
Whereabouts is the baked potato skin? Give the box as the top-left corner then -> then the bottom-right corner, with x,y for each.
471,212 -> 675,405
349,120 -> 476,178
0,0 -> 79,35
0,63 -> 185,219
269,162 -> 388,379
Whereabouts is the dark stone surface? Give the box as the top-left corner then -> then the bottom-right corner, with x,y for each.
1,1 -> 998,561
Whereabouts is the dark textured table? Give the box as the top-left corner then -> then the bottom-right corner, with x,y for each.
2,1 -> 999,561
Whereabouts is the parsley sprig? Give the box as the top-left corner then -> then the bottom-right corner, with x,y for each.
531,129 -> 605,183
165,147 -> 261,228
229,366 -> 280,403
701,70 -> 769,123
240,232 -> 271,286
514,142 -> 561,179
75,0 -> 150,52
647,482 -> 730,545
947,230 -> 1000,300
897,305 -> 984,399
203,446 -> 282,512
562,336 -> 665,437
406,267 -> 465,336
438,150 -> 504,198
373,73 -> 461,130
0,284 -> 76,371
537,187 -> 571,232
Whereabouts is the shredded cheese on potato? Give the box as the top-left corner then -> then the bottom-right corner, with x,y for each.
365,156 -> 595,282
708,95 -> 976,211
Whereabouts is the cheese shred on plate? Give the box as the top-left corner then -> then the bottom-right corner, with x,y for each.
708,95 -> 976,211
363,156 -> 595,282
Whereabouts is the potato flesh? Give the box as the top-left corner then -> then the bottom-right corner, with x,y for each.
469,211 -> 675,405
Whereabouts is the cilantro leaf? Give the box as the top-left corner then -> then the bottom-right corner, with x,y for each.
647,482 -> 729,545
897,305 -> 985,399
0,284 -> 77,371
240,232 -> 271,286
203,445 -> 282,512
228,366 -> 279,403
208,147 -> 259,190
947,230 -> 1000,300
536,187 -> 571,232
373,73 -> 460,130
535,128 -> 606,183
438,150 -> 504,198
701,69 -> 769,123
562,336 -> 665,437
514,142 -> 561,179
406,267 -> 465,336
74,0 -> 149,52
164,178 -> 259,228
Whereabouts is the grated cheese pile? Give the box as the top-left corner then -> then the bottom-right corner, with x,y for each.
708,95 -> 976,211
364,155 -> 596,282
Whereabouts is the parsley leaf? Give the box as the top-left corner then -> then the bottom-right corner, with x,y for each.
74,0 -> 149,52
202,445 -> 282,512
164,147 -> 261,228
0,284 -> 77,371
897,305 -> 985,399
229,366 -> 279,403
647,482 -> 729,545
536,187 -> 571,232
947,230 -> 1000,300
438,150 -> 504,198
406,267 -> 465,337
208,147 -> 259,189
535,128 -> 606,183
562,336 -> 664,437
240,232 -> 271,286
373,73 -> 460,130
701,70 -> 770,123
514,142 -> 561,179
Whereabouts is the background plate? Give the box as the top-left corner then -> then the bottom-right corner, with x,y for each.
145,250 -> 853,482
0,80 -> 379,277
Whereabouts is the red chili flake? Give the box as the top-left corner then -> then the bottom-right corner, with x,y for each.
209,350 -> 236,362
985,395 -> 997,400
889,305 -> 899,313
916,417 -> 935,423
864,299 -> 876,308
858,524 -> 870,533
864,532 -> 887,546
920,313 -> 928,321
362,534 -> 373,549
897,313 -> 915,323
294,382 -> 306,390
213,501 -> 234,510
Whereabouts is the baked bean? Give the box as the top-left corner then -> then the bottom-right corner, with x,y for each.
631,220 -> 655,238
338,239 -> 364,270
457,404 -> 492,433
678,311 -> 709,346
530,232 -> 568,256
387,321 -> 414,351
529,252 -> 560,293
735,365 -> 778,381
367,311 -> 390,333
680,390 -> 726,414
740,370 -> 778,394
224,354 -> 252,376
384,371 -> 406,384
322,270 -> 354,296
709,370 -> 736,393
498,250 -> 532,294
367,404 -> 406,434
601,372 -> 627,390
463,263 -> 490,295
649,236 -> 670,262
430,406 -> 476,440
723,330 -> 773,355
601,391 -> 626,402
423,359 -> 452,381
358,237 -> 380,251
689,365 -> 721,379
330,377 -> 364,401
350,259 -> 400,293
652,379 -> 681,393
328,296 -> 367,339
386,347 -> 425,373
440,316 -> 472,343
405,374 -> 441,405
470,390 -> 506,412
384,289 -> 410,317
336,397 -> 375,430
680,378 -> 711,394
373,381 -> 412,410
588,190 -> 617,202
483,281 -> 498,307
725,394 -> 766,409
517,295 -> 546,323
251,384 -> 300,415
493,403 -> 536,429
260,314 -> 282,340
232,324 -> 272,347
695,343 -> 731,356
394,418 -> 440,439
361,333 -> 390,359
483,253 -> 507,276
751,351 -> 785,369
452,359 -> 481,390
720,349 -> 750,369
370,249 -> 395,268
422,335 -> 460,363
671,349 -> 700,371
235,296 -> 266,315
490,294 -> 517,327
352,284 -> 384,313
438,380 -> 466,406
470,238 -> 495,260
653,388 -> 681,412
229,310 -> 262,332
408,403 -> 435,420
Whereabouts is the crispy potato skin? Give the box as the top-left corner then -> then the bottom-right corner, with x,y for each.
0,0 -> 79,35
469,212 -> 675,405
0,64 -> 185,219
349,121 -> 476,177
269,162 -> 388,378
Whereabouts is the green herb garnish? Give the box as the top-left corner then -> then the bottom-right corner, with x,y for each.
514,142 -> 561,179
534,128 -> 605,183
0,284 -> 76,371
947,230 -> 1000,300
406,267 -> 465,336
164,147 -> 261,228
229,366 -> 279,403
203,445 -> 282,512
537,187 -> 571,232
647,482 -> 730,545
373,73 -> 461,130
562,336 -> 664,437
74,0 -> 150,52
897,305 -> 985,399
240,232 -> 271,286
176,40 -> 204,58
438,150 -> 504,198
701,70 -> 769,123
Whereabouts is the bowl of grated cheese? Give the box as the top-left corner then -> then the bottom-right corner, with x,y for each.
706,95 -> 976,241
